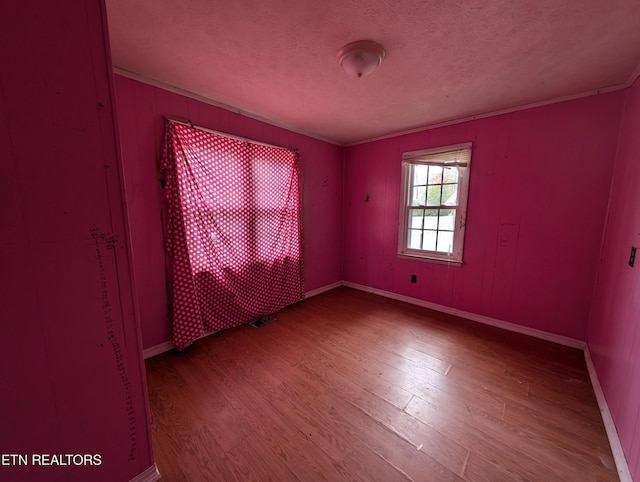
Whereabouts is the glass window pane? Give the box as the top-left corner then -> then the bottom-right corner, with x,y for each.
438,209 -> 456,230
414,165 -> 428,185
412,186 -> 426,206
424,209 -> 438,229
426,185 -> 442,206
437,231 -> 454,253
409,229 -> 422,249
442,184 -> 458,206
428,166 -> 443,185
410,210 -> 424,229
422,230 -> 437,251
443,167 -> 458,184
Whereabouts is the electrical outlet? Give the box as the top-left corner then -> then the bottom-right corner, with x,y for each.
630,247 -> 636,267
411,274 -> 417,283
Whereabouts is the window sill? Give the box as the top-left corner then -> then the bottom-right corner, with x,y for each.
397,252 -> 463,266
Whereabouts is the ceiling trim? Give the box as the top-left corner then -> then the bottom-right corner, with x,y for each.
627,60 -> 640,87
112,67 -> 342,146
114,67 -> 636,148
345,83 -> 630,147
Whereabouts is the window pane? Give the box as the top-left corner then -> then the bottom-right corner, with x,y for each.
424,209 -> 438,229
442,184 -> 458,206
414,164 -> 428,185
400,146 -> 471,263
409,229 -> 422,249
426,185 -> 442,206
412,186 -> 426,206
438,209 -> 456,230
428,166 -> 443,185
422,230 -> 437,251
410,210 -> 424,229
443,167 -> 458,184
436,231 -> 454,253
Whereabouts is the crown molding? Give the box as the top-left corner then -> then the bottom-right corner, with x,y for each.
113,67 -> 637,149
112,67 -> 341,146
345,83 -> 629,146
626,60 -> 640,88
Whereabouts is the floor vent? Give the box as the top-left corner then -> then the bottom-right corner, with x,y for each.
250,315 -> 276,328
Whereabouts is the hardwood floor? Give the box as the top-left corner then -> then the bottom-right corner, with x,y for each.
145,287 -> 618,481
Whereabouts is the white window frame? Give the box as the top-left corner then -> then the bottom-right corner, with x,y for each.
398,142 -> 472,265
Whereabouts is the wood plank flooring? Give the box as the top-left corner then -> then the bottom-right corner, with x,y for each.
145,287 -> 618,481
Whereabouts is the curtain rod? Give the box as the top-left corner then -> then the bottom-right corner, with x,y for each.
165,115 -> 297,153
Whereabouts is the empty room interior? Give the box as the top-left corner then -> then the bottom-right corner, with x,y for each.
2,0 -> 640,481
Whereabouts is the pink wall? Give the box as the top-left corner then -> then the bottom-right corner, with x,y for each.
587,77 -> 640,480
113,75 -> 344,349
343,92 -> 625,340
0,1 -> 153,482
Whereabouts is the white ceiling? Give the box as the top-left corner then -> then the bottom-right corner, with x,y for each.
106,0 -> 640,145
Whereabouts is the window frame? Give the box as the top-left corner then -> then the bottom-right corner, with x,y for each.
398,142 -> 472,265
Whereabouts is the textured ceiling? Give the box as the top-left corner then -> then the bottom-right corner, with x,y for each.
106,0 -> 640,145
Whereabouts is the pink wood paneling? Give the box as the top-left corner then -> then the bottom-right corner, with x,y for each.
0,2 -> 152,481
343,92 -> 625,340
587,77 -> 640,480
113,75 -> 344,349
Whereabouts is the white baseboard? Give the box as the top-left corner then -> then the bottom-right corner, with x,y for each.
344,281 -> 634,478
144,280 -> 585,358
139,279 -> 631,479
142,281 -> 345,359
304,281 -> 343,298
584,347 -> 632,482
143,340 -> 175,360
341,281 -> 586,349
129,464 -> 161,482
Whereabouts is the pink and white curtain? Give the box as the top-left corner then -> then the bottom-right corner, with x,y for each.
161,120 -> 303,350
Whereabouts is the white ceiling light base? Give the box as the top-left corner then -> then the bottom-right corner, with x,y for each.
338,40 -> 386,78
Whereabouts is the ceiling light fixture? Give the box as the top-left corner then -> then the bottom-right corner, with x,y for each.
338,40 -> 386,79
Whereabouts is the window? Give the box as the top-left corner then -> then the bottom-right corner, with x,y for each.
162,120 -> 303,350
398,142 -> 472,264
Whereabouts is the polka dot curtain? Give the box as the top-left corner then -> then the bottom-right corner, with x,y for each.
162,121 -> 304,350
